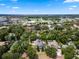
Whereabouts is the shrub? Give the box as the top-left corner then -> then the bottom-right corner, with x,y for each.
74,40 -> 79,49
2,52 -> 20,59
75,56 -> 79,59
0,45 -> 9,59
45,46 -> 57,58
27,46 -> 38,59
62,45 -> 75,59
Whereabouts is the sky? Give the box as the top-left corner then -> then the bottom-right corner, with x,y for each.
0,0 -> 79,14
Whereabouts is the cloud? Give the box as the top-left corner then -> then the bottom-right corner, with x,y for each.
7,6 -> 20,13
71,5 -> 77,7
0,3 -> 6,6
69,7 -> 74,10
12,7 -> 19,9
64,0 -> 79,3
68,5 -> 77,10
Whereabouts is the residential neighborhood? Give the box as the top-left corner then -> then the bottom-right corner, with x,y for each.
0,15 -> 79,59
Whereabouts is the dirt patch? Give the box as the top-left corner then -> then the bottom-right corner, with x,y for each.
37,52 -> 52,59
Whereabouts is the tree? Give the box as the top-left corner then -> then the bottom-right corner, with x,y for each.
10,40 -> 29,53
54,25 -> 63,31
45,47 -> 57,58
27,46 -> 38,59
41,25 -> 49,30
20,32 -> 30,41
2,52 -> 20,59
34,24 -> 41,30
20,31 -> 36,43
39,32 -> 48,41
30,32 -> 37,42
9,25 -> 24,40
0,46 -> 7,59
62,45 -> 75,59
74,40 -> 79,49
5,33 -> 17,41
0,28 -> 9,41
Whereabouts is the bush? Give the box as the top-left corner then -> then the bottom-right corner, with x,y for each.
62,45 -> 75,59
74,40 -> 79,49
45,46 -> 57,58
75,56 -> 79,59
2,52 -> 20,59
27,46 -> 38,59
0,45 -> 9,59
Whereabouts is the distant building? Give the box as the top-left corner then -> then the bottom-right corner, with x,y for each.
0,17 -> 9,25
10,18 -> 22,24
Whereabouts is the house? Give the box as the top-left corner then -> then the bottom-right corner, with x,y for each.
48,40 -> 59,49
10,17 -> 21,24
